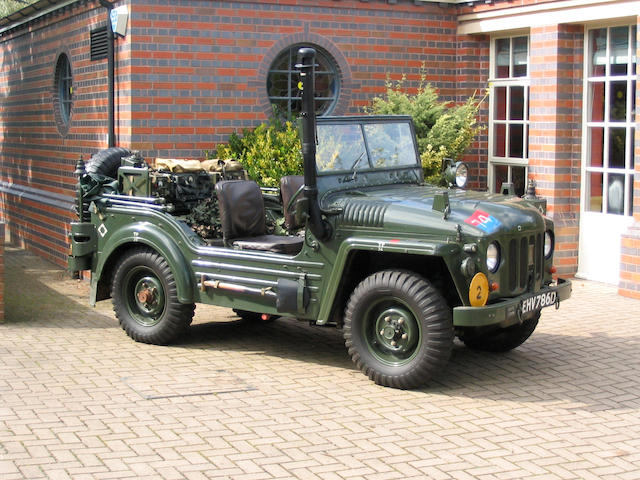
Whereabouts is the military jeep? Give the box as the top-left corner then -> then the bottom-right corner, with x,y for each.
68,48 -> 571,389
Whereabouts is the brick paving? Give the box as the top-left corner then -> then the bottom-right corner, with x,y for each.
1,246 -> 639,480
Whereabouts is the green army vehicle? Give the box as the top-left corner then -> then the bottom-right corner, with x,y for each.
69,48 -> 571,389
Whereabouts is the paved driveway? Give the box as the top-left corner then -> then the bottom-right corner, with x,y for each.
1,247 -> 639,479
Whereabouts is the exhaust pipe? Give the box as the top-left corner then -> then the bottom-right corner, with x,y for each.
296,47 -> 331,242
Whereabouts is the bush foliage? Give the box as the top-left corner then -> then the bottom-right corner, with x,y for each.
215,75 -> 484,187
365,75 -> 485,184
216,116 -> 302,187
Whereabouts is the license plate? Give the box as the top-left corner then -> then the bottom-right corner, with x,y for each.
520,291 -> 557,315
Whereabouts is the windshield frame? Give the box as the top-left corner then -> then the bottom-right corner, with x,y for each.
315,115 -> 421,176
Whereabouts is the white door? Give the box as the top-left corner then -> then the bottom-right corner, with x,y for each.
577,25 -> 637,284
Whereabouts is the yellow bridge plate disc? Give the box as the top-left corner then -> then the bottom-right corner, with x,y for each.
469,272 -> 489,307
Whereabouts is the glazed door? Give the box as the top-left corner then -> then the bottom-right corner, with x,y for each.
577,25 -> 636,284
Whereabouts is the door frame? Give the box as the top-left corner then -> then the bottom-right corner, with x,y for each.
577,22 -> 637,283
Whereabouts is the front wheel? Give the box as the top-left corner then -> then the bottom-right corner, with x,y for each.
343,270 -> 453,389
112,248 -> 195,344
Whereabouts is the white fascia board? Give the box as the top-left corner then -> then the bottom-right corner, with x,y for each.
458,0 -> 640,35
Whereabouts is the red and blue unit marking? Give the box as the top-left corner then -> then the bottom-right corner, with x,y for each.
464,210 -> 501,234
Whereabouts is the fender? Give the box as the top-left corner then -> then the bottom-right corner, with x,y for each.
315,237 -> 461,325
90,221 -> 195,306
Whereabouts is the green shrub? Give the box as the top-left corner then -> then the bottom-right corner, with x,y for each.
422,94 -> 485,184
364,76 -> 446,154
215,75 -> 485,187
217,116 -> 302,187
365,73 -> 486,184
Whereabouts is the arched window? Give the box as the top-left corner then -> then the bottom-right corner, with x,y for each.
267,45 -> 339,116
54,53 -> 73,131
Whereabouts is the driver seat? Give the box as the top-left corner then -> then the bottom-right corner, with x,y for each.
215,180 -> 304,255
280,175 -> 306,232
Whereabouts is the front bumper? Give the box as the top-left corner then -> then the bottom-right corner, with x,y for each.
453,278 -> 572,328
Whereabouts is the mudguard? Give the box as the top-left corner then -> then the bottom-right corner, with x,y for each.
90,222 -> 195,306
315,237 -> 460,325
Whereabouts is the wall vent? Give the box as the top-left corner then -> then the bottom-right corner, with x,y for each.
90,26 -> 108,61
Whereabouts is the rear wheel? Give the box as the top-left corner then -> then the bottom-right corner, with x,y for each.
112,248 -> 195,344
343,270 -> 453,389
461,312 -> 540,352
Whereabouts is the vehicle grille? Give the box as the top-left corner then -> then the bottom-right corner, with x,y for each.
507,233 -> 544,293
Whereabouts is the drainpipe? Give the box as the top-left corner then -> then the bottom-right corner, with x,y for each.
296,47 -> 331,242
99,0 -> 115,148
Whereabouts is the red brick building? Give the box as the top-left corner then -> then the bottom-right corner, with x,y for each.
0,0 -> 638,297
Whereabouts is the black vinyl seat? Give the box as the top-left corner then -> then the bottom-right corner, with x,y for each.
215,180 -> 304,255
280,175 -> 306,233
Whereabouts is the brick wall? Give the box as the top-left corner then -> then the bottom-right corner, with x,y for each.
0,1 -> 130,266
1,0 -> 474,265
127,0 -> 459,159
620,227 -> 640,299
0,222 -> 4,323
527,24 -> 583,277
455,33 -> 490,191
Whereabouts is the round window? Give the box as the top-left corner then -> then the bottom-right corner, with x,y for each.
267,46 -> 339,116
54,53 -> 73,131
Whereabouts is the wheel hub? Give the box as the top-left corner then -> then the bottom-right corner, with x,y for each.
382,325 -> 396,340
133,276 -> 164,318
374,307 -> 417,353
137,288 -> 155,305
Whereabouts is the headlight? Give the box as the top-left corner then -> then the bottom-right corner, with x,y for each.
486,242 -> 500,272
454,162 -> 468,188
443,159 -> 469,189
544,230 -> 554,258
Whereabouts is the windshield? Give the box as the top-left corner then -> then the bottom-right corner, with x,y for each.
316,121 -> 419,173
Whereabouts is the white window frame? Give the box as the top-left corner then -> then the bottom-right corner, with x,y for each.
581,23 -> 637,217
488,34 -> 530,195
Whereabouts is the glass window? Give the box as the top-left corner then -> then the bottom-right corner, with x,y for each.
512,165 -> 526,194
494,86 -> 507,120
607,173 -> 625,214
590,28 -> 607,76
316,124 -> 365,172
512,36 -> 528,77
588,127 -> 604,168
54,53 -> 73,128
495,38 -> 510,78
489,36 -> 530,196
494,36 -> 528,78
509,124 -> 524,158
589,82 -> 605,121
584,25 -> 636,216
509,86 -> 525,120
316,121 -> 419,173
363,123 -> 417,168
610,26 -> 629,76
632,26 -> 638,75
587,172 -> 603,212
493,164 -> 526,195
609,128 -> 626,168
494,164 -> 508,192
493,124 -> 506,157
267,46 -> 339,117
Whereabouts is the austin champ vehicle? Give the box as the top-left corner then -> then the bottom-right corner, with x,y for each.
69,48 -> 571,389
